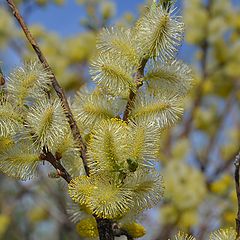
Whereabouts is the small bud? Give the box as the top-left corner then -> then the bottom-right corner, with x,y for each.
55,151 -> 62,161
127,158 -> 138,172
48,171 -> 60,178
0,75 -> 5,86
122,222 -> 146,238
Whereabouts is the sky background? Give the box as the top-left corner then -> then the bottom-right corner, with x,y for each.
10,0 -> 240,37
26,0 -> 156,36
24,0 -> 238,60
2,0 -> 240,70
1,0 -> 196,70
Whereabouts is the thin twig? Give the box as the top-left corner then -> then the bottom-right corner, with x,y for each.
5,0 -> 89,176
0,65 -> 5,86
40,149 -> 72,184
235,152 -> 240,238
123,58 -> 148,121
6,1 -> 117,239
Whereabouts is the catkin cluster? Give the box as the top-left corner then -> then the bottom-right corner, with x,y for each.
0,0 -> 195,238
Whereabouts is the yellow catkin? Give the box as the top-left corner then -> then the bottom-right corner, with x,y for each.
0,136 -> 13,153
79,203 -> 93,215
209,228 -> 237,240
122,222 -> 146,238
76,218 -> 98,238
0,214 -> 11,237
110,117 -> 128,126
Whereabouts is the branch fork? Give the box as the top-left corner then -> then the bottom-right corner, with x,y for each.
5,0 -> 135,238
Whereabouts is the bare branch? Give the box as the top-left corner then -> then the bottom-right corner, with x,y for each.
235,151 -> 240,238
5,1 -> 117,239
40,149 -> 72,184
123,58 -> 148,122
0,65 -> 6,86
96,218 -> 114,240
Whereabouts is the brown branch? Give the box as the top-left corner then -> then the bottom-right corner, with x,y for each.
234,151 -> 240,238
5,1 -> 116,239
5,0 -> 89,176
0,65 -> 6,86
96,218 -> 114,240
217,154 -> 237,176
123,58 -> 148,121
40,149 -> 72,184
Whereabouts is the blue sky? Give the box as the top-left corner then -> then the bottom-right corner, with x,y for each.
27,0 -> 146,37
19,0 -> 240,37
2,0 -> 240,69
2,0 -> 147,70
24,0 -> 193,62
26,0 -> 184,36
26,0 -> 183,36
1,0 -> 199,70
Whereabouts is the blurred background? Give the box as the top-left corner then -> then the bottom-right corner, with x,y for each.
0,0 -> 240,239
